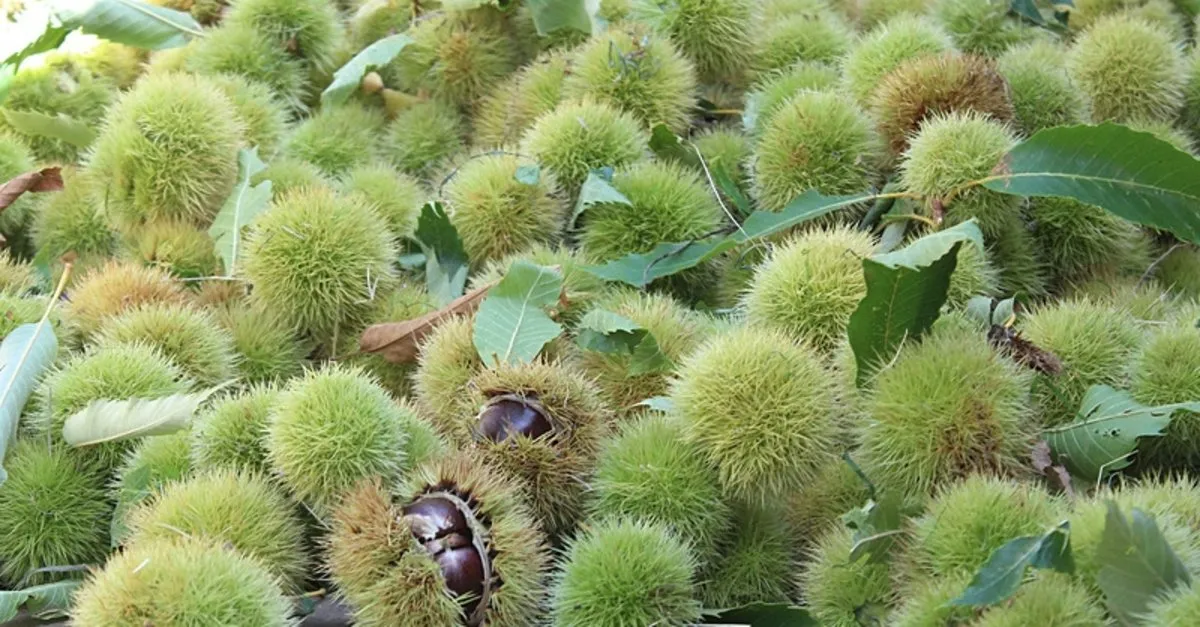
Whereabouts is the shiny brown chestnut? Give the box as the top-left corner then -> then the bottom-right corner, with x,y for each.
476,394 -> 552,442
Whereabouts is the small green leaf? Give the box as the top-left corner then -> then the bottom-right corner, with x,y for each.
575,309 -> 643,353
0,580 -> 80,622
573,167 -> 631,227
473,261 -> 564,366
209,147 -> 270,277
735,190 -> 877,242
628,332 -> 674,375
950,521 -> 1073,607
709,160 -> 752,218
0,322 -> 58,486
1044,385 -> 1200,482
62,384 -> 230,447
0,108 -> 97,148
109,462 -> 152,547
843,494 -> 905,564
515,164 -> 540,185
414,201 -> 469,307
55,0 -> 203,50
847,220 -> 984,386
525,0 -> 598,36
983,123 -> 1200,245
649,123 -> 688,162
321,33 -> 413,106
1097,502 -> 1192,625
702,602 -> 818,626
637,396 -> 674,413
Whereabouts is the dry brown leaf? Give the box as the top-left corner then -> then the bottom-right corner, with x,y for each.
359,281 -> 496,363
0,167 -> 63,211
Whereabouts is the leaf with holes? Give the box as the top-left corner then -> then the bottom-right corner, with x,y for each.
950,521 -> 1073,607
1097,502 -> 1192,625
414,201 -> 469,307
1,109 -> 96,148
847,220 -> 984,386
984,123 -> 1200,245
473,261 -> 564,366
321,33 -> 413,106
55,0 -> 203,50
1044,385 -> 1200,483
210,148 -> 270,276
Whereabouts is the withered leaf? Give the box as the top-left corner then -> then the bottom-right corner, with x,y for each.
0,167 -> 63,211
1031,440 -> 1075,498
988,324 -> 1063,374
359,281 -> 495,363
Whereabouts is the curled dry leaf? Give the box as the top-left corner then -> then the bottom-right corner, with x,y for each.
359,281 -> 496,363
0,167 -> 63,211
1031,440 -> 1075,498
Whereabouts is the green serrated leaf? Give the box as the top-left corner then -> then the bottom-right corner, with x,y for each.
414,201 -> 468,307
473,261 -> 564,366
983,123 -> 1200,245
0,21 -> 73,103
950,521 -> 1073,607
55,0 -> 203,50
525,0 -> 598,36
701,602 -> 817,626
62,383 -> 230,447
847,220 -> 983,386
709,160 -> 752,218
321,33 -> 413,106
0,108 -> 96,148
1044,385 -> 1200,483
0,580 -> 80,622
629,332 -> 674,375
584,189 -> 878,287
209,147 -> 270,277
573,167 -> 631,227
1097,502 -> 1192,625
0,322 -> 58,486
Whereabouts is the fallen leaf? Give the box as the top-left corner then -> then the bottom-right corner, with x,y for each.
1031,440 -> 1075,498
360,281 -> 495,363
0,167 -> 62,211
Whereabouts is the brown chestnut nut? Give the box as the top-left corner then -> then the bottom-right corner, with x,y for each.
402,496 -> 469,542
477,395 -> 552,442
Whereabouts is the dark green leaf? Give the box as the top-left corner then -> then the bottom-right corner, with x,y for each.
847,220 -> 984,386
0,322 -> 58,486
584,190 -> 878,287
321,33 -> 413,106
1097,502 -> 1192,625
572,167 -> 631,227
413,201 -> 468,307
473,261 -> 564,366
0,108 -> 96,148
109,463 -> 152,546
575,309 -> 643,353
55,0 -> 203,50
702,602 -> 817,626
0,580 -> 80,621
1044,385 -> 1200,483
515,164 -> 540,185
983,123 -> 1200,245
1010,0 -> 1046,24
950,521 -> 1073,607
649,123 -> 688,162
210,148 -> 270,276
525,0 -> 597,36
628,332 -> 674,375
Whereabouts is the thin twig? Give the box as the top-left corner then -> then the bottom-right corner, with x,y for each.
1138,243 -> 1183,287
